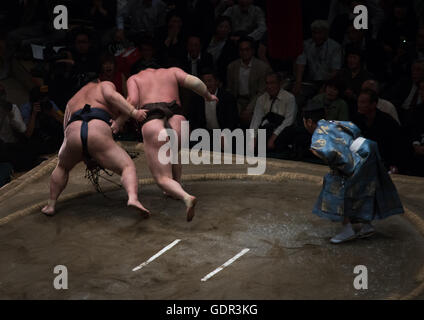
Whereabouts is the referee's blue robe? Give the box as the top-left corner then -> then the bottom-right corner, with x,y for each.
310,120 -> 404,222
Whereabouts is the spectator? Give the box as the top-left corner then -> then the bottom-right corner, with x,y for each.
180,35 -> 214,77
362,79 -> 400,124
116,0 -> 167,40
0,85 -> 40,171
130,37 -> 161,75
66,28 -> 99,76
386,59 -> 424,122
353,89 -> 406,172
2,0 -> 65,80
156,11 -> 186,67
227,37 -> 272,128
404,79 -> 424,176
222,0 -> 267,42
188,69 -> 239,133
342,24 -> 386,80
21,86 -> 64,156
250,72 -> 297,151
98,53 -> 127,96
206,16 -> 238,85
0,84 -> 26,144
312,78 -> 350,121
294,20 -> 342,97
339,47 -> 372,100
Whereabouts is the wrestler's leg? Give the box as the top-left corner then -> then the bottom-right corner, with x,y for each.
89,124 -> 149,215
142,119 -> 196,221
168,115 -> 186,183
42,133 -> 82,216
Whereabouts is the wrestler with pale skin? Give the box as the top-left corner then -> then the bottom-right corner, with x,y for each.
41,80 -> 150,216
112,68 -> 218,222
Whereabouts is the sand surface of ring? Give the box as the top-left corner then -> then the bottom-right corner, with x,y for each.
1,180 -> 423,300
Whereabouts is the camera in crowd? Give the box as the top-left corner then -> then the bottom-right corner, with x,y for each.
30,85 -> 53,114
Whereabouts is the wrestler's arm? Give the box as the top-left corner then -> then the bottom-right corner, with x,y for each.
110,77 -> 140,132
173,68 -> 218,102
101,81 -> 138,118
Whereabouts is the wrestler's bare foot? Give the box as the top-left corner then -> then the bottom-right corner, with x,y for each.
184,196 -> 197,222
41,200 -> 56,217
128,200 -> 150,218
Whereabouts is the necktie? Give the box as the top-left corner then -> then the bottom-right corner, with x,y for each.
411,87 -> 419,108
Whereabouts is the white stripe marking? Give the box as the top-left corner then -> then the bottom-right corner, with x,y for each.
132,239 -> 181,272
201,248 -> 250,282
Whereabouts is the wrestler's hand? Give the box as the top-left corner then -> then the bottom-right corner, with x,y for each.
205,93 -> 219,102
132,109 -> 148,122
110,119 -> 122,135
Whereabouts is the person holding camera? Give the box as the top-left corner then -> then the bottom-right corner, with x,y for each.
0,84 -> 26,144
20,85 -> 64,156
0,84 -> 38,173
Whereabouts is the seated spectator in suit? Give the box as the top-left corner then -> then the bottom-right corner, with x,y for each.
181,35 -> 214,77
130,37 -> 161,75
362,80 -> 400,124
227,37 -> 272,128
188,69 -> 239,133
99,53 -> 127,96
386,59 -> 424,122
206,16 -> 238,86
294,20 -> 342,97
353,89 -> 406,173
250,72 -> 297,152
404,79 -> 424,176
20,86 -> 64,156
222,0 -> 267,42
312,78 -> 350,121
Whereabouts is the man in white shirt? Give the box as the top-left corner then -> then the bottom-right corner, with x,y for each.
362,80 -> 400,124
250,72 -> 297,151
0,85 -> 35,172
294,20 -> 342,96
0,100 -> 26,144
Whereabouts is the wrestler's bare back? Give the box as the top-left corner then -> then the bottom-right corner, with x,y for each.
65,81 -> 119,127
128,68 -> 187,107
